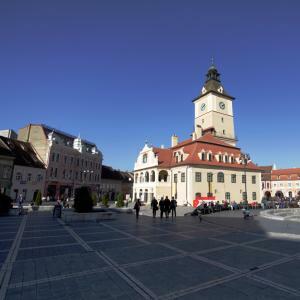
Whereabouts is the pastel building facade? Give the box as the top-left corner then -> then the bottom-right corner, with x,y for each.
18,124 -> 103,198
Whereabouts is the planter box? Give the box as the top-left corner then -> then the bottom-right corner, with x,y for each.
62,210 -> 115,224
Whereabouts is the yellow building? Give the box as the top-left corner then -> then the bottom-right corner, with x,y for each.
133,64 -> 262,205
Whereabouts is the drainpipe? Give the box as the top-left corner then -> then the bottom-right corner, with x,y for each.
186,166 -> 189,205
170,169 -> 173,198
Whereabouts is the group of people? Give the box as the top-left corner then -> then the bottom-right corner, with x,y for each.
133,196 -> 177,220
152,196 -> 177,218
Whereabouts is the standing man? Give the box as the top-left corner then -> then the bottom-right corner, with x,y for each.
170,196 -> 177,218
164,196 -> 171,218
151,197 -> 158,218
159,197 -> 165,219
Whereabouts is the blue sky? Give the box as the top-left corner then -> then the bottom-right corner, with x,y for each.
1,0 -> 299,170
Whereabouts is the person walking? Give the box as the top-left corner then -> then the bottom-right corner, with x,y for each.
164,196 -> 171,218
159,197 -> 165,219
151,197 -> 158,218
134,199 -> 141,220
170,196 -> 177,218
53,198 -> 62,218
17,194 -> 23,215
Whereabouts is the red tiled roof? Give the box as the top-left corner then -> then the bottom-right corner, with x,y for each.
271,168 -> 300,181
272,168 -> 300,175
151,133 -> 261,171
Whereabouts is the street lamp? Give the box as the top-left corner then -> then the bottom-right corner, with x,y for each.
240,153 -> 251,206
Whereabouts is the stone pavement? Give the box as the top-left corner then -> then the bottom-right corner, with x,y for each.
0,210 -> 299,299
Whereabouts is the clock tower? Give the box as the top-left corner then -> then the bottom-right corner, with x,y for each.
193,63 -> 237,146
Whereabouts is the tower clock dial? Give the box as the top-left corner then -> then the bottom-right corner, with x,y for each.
200,103 -> 206,111
219,102 -> 225,110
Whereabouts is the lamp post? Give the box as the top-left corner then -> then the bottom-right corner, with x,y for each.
241,153 -> 251,206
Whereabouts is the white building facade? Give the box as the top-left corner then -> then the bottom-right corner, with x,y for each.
261,166 -> 300,198
133,64 -> 262,205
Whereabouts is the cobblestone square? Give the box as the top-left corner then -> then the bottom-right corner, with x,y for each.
0,210 -> 299,299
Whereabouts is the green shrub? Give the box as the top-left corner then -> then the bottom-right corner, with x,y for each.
116,193 -> 124,208
34,190 -> 42,206
101,194 -> 109,207
0,193 -> 12,214
74,187 -> 93,212
92,192 -> 98,206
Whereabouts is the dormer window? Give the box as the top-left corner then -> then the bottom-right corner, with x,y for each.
218,86 -> 223,93
142,154 -> 147,163
208,153 -> 212,161
201,87 -> 207,94
224,156 -> 228,163
201,152 -> 205,160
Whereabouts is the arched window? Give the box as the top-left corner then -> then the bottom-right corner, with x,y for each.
224,156 -> 228,163
135,173 -> 138,183
208,153 -> 212,161
140,172 -> 143,183
217,172 -> 224,183
145,172 -> 149,182
201,152 -> 205,160
158,170 -> 168,182
142,154 -> 147,163
150,171 -> 155,182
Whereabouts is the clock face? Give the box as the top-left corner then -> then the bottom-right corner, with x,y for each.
200,103 -> 206,111
219,102 -> 225,110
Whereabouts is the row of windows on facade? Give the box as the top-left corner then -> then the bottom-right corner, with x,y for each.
51,152 -> 100,169
49,168 -> 100,182
271,182 -> 300,188
195,191 -> 257,201
15,173 -> 43,182
135,171 -> 256,184
143,152 -> 246,165
136,189 -> 256,201
0,166 -> 12,179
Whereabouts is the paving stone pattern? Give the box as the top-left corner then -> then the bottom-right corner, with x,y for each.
0,210 -> 299,299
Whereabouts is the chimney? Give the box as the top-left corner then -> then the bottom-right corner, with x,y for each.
192,132 -> 197,141
171,134 -> 178,147
195,125 -> 202,139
